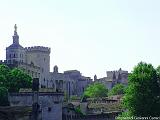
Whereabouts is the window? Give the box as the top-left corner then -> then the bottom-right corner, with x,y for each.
48,107 -> 51,112
31,61 -> 34,65
38,73 -> 40,77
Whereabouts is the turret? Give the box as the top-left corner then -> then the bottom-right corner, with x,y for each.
53,65 -> 58,73
6,24 -> 25,63
25,46 -> 51,88
94,74 -> 97,81
12,24 -> 19,44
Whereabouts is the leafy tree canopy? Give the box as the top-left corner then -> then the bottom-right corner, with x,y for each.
8,68 -> 32,92
122,62 -> 160,117
84,82 -> 108,98
108,83 -> 125,96
0,64 -> 32,106
0,64 -> 10,87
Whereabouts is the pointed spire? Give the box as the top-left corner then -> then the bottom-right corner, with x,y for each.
53,65 -> 58,73
13,24 -> 19,44
14,24 -> 17,32
14,24 -> 18,35
94,74 -> 97,81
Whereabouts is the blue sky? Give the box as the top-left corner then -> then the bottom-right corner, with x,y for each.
0,0 -> 160,78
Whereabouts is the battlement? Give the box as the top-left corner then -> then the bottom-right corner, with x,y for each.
106,69 -> 128,78
107,70 -> 128,73
25,46 -> 51,53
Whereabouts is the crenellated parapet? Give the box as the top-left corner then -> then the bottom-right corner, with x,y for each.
25,46 -> 51,53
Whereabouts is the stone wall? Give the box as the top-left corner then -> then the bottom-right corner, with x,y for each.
9,92 -> 64,120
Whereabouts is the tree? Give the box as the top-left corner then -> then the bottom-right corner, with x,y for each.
108,83 -> 125,96
122,62 -> 160,117
84,82 -> 108,98
0,64 -> 10,88
0,64 -> 32,106
8,68 -> 32,92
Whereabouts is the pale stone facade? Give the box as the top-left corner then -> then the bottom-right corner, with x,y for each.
25,46 -> 50,88
5,24 -> 50,88
49,68 -> 92,97
4,24 -> 92,97
94,68 -> 128,89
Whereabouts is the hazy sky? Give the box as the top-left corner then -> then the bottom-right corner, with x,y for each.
0,0 -> 160,78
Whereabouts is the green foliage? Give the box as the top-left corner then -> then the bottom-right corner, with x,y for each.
108,84 -> 125,96
0,65 -> 10,87
122,62 -> 160,117
75,106 -> 83,115
0,64 -> 10,75
0,64 -> 32,106
84,82 -> 108,98
8,68 -> 32,92
116,111 -> 132,120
